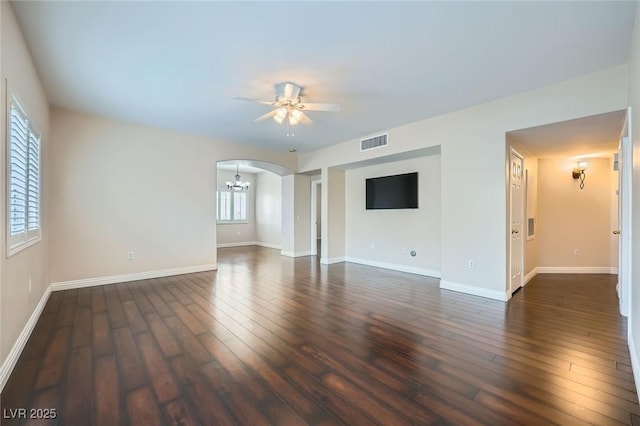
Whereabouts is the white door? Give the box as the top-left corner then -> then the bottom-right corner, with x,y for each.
617,108 -> 632,317
510,149 -> 524,294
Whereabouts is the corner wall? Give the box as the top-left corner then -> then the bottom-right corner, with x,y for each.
281,174 -> 311,256
0,1 -> 50,385
626,0 -> 640,398
322,168 -> 345,263
255,171 -> 282,249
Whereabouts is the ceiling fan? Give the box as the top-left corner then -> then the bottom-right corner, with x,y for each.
235,82 -> 341,134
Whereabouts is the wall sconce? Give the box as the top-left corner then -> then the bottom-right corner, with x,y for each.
572,160 -> 588,189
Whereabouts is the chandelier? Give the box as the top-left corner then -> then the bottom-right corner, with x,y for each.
226,165 -> 250,191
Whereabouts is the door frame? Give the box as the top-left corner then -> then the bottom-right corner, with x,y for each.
310,179 -> 321,255
509,148 -> 525,295
618,107 -> 632,317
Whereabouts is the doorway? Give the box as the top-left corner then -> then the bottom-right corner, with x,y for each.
509,148 -> 524,294
507,110 -> 628,303
311,180 -> 321,256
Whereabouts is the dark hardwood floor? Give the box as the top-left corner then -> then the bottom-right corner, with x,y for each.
1,246 -> 637,425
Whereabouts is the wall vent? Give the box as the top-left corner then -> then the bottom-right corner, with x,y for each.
360,133 -> 388,151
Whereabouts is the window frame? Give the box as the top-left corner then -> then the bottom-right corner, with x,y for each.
216,189 -> 249,224
6,93 -> 41,257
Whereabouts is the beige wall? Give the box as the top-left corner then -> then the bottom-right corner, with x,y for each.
537,157 -> 616,269
345,155 -> 441,276
0,2 -> 50,366
216,170 -> 256,246
300,65 -> 627,299
281,174 -> 311,256
49,109 -> 296,284
524,155 -> 539,277
255,171 -> 282,248
322,167 -> 345,262
295,175 -> 312,255
281,176 -> 295,254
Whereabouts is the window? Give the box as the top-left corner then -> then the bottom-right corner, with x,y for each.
217,190 -> 248,223
7,97 -> 41,255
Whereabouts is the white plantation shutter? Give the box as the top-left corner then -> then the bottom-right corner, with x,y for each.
7,97 -> 41,254
217,190 -> 248,223
9,104 -> 28,236
233,191 -> 247,221
218,191 -> 232,221
27,130 -> 41,232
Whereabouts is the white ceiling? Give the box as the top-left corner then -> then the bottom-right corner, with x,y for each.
508,110 -> 626,159
11,1 -> 636,153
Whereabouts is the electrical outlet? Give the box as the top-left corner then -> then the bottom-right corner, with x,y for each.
573,249 -> 580,256
468,260 -> 475,269
127,251 -> 134,260
28,278 -> 32,293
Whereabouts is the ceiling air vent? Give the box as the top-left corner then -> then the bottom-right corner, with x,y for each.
360,133 -> 388,151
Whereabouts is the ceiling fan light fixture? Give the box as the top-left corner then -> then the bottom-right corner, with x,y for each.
289,109 -> 302,126
237,82 -> 340,134
273,107 -> 287,124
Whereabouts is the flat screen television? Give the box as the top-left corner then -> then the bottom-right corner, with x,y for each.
366,172 -> 418,209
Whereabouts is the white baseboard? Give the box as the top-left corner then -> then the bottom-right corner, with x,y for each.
344,257 -> 440,278
523,266 -> 617,285
537,266 -> 618,274
440,280 -> 509,302
281,251 -> 312,258
255,241 -> 281,250
320,256 -> 346,265
217,241 -> 256,248
216,241 -> 281,250
0,285 -> 51,393
628,332 -> 640,401
217,241 -> 282,250
524,267 -> 538,285
50,264 -> 217,291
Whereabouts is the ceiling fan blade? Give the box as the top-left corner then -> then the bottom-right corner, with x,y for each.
234,97 -> 276,106
299,112 -> 313,125
300,102 -> 341,112
283,83 -> 301,101
255,109 -> 278,122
